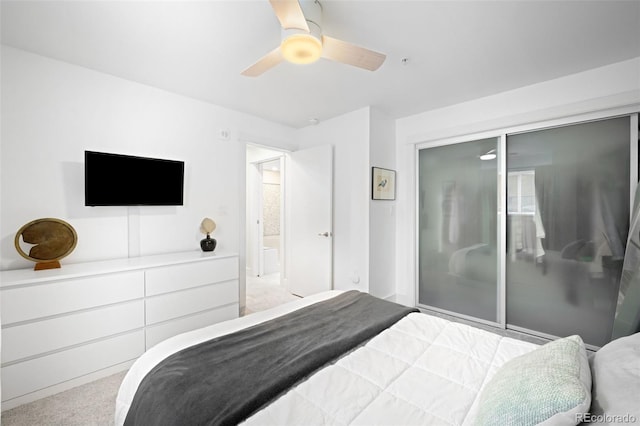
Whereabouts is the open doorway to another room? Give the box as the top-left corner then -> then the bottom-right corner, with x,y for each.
261,158 -> 282,278
245,145 -> 299,315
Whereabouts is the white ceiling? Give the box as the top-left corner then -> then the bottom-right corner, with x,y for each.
2,1 -> 639,129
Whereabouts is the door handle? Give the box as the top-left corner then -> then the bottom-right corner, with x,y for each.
318,232 -> 332,237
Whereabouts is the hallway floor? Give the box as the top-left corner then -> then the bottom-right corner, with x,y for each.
244,272 -> 300,315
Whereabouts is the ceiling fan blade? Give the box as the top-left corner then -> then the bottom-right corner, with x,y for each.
269,0 -> 310,31
321,35 -> 386,71
241,47 -> 284,77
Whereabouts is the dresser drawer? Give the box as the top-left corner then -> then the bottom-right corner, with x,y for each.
2,300 -> 144,364
1,330 -> 144,401
145,257 -> 238,296
1,271 -> 144,325
145,280 -> 238,325
0,252 -> 240,408
145,303 -> 238,349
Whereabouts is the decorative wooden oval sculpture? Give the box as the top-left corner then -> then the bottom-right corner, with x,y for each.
15,218 -> 78,270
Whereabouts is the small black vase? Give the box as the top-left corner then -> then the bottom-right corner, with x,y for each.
200,234 -> 217,252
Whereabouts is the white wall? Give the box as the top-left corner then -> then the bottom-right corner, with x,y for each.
296,108 -> 370,292
395,57 -> 640,306
6,46 -> 637,316
1,45 -> 296,293
369,107 -> 396,299
295,106 -> 397,298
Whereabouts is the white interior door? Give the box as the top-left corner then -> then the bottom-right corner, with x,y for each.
287,145 -> 333,296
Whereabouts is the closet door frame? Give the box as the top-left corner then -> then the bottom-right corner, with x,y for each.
415,108 -> 639,345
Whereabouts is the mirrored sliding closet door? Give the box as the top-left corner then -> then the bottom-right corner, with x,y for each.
417,115 -> 635,347
418,138 -> 500,323
506,117 -> 630,347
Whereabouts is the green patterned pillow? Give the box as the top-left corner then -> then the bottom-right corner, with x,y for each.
475,335 -> 591,426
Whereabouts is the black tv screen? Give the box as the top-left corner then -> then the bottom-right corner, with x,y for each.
85,151 -> 184,206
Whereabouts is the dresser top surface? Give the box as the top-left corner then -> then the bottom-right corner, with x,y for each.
0,251 -> 238,288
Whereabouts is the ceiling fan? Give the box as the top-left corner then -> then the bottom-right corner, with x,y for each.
241,0 -> 386,77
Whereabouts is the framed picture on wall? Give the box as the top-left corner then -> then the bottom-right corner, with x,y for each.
371,167 -> 396,200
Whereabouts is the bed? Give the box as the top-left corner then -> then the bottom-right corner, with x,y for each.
115,290 -> 639,426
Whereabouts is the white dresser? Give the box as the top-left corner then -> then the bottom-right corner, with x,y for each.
0,251 -> 239,409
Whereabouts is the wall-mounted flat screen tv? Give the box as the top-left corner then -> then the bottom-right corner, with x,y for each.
85,151 -> 184,206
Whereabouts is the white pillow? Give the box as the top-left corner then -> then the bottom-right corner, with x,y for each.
475,335 -> 591,426
588,332 -> 640,425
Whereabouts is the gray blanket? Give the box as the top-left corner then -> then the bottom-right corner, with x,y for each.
124,290 -> 418,426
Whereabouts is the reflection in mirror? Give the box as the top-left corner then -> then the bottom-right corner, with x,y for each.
418,138 -> 499,322
506,117 -> 630,347
612,182 -> 640,339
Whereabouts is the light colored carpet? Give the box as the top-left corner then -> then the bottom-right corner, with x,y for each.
1,274 -> 298,425
1,371 -> 126,426
245,272 -> 300,315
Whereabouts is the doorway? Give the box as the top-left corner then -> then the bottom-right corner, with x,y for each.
246,145 -> 286,282
245,145 -> 298,315
245,143 -> 334,312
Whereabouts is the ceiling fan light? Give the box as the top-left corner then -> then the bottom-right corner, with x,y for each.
281,33 -> 322,65
480,153 -> 497,161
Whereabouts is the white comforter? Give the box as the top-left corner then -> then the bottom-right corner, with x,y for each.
115,291 -> 538,426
